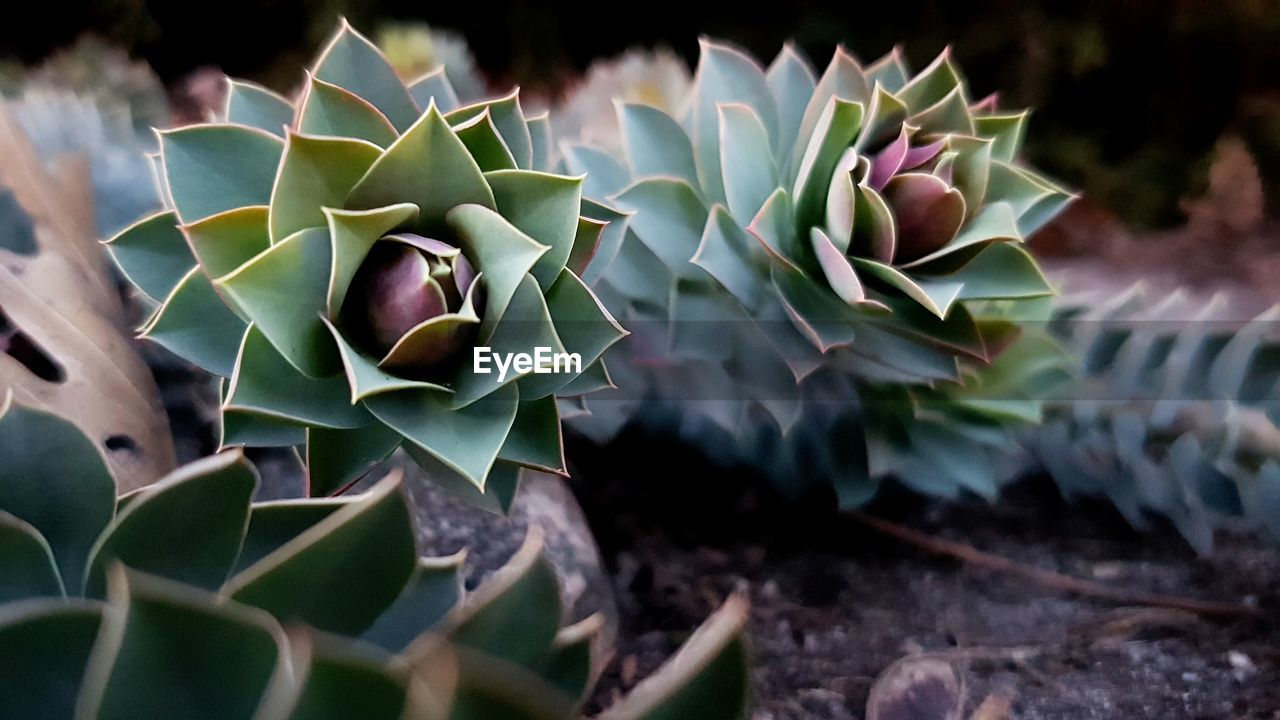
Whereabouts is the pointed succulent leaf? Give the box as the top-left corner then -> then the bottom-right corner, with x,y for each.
596,595 -> 750,720
486,169 -> 583,290
792,98 -> 864,232
952,242 -> 1052,300
612,178 -> 708,276
160,124 -> 284,223
567,216 -> 606,276
0,401 -> 115,586
280,634 -> 407,720
323,203 -> 419,318
225,325 -> 371,429
365,383 -> 519,489
105,210 -> 196,303
619,103 -> 700,190
224,473 -> 416,635
217,227 -> 339,378
0,512 -> 65,600
852,258 -> 962,319
579,199 -> 632,285
690,39 -> 779,204
692,205 -> 765,310
79,568 -> 289,720
909,84 -> 974,135
866,47 -> 910,92
446,91 -> 534,170
454,111 -> 518,172
362,554 -> 465,653
811,227 -> 866,305
446,529 -> 561,671
527,112 -> 552,171
408,67 -> 460,113
496,396 -> 565,473
83,451 -> 257,598
974,112 -> 1029,162
232,497 -> 347,574
347,104 -> 495,236
312,21 -> 420,131
225,80 -> 294,137
141,265 -> 247,377
304,424 -> 404,497
181,206 -> 271,279
446,203 -> 548,338
860,84 -> 909,149
766,43 -> 817,160
896,48 -> 965,113
297,76 -> 400,148
562,144 -> 631,200
521,268 -> 627,399
792,48 -> 869,177
269,133 -> 383,243
322,317 -> 450,402
718,103 -> 777,225
769,261 -> 860,352
221,408 -> 306,449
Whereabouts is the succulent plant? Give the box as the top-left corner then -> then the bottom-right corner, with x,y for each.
550,47 -> 691,151
560,40 -> 1073,502
106,21 -> 626,500
0,397 -> 750,719
1026,284 -> 1280,553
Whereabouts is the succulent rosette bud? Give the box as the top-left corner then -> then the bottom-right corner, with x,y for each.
562,41 -> 1073,503
107,21 -> 626,502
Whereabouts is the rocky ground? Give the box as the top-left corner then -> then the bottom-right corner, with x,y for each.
569,432 -> 1280,720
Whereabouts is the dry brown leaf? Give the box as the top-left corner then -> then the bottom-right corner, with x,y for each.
0,105 -> 174,491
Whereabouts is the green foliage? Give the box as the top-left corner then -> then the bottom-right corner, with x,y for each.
562,39 -> 1072,503
1028,286 -> 1280,553
107,20 -> 626,501
0,399 -> 750,719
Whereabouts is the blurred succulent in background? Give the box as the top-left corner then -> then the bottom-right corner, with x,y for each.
106,20 -> 625,502
377,21 -> 487,104
1026,284 -> 1280,553
0,398 -> 749,719
1,36 -> 168,236
551,47 -> 691,150
560,40 -> 1073,504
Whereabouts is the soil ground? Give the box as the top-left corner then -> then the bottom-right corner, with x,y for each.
569,432 -> 1280,720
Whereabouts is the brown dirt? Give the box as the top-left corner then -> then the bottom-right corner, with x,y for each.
570,433 -> 1280,720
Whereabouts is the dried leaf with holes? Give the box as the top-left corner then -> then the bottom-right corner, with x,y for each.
0,106 -> 175,491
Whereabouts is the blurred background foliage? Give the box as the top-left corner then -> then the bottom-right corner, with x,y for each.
0,0 -> 1278,228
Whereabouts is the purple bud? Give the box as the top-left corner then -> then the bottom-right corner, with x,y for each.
348,243 -> 449,357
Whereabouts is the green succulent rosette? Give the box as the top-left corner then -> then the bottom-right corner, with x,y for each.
562,41 -> 1073,503
107,22 -> 626,500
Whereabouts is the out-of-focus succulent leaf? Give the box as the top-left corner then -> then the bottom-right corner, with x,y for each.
0,600 -> 103,720
362,553 -> 465,653
0,512 -> 65,600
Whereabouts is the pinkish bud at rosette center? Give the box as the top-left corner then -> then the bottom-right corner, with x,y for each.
342,233 -> 481,371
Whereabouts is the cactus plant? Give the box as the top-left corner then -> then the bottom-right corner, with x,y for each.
106,20 -> 625,499
561,40 -> 1073,503
0,396 -> 750,720
1027,284 -> 1280,553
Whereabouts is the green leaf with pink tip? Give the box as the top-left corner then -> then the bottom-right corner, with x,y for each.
567,216 -> 605,277
182,206 -> 271,279
851,258 -> 963,319
225,80 -> 293,137
689,39 -> 779,204
408,67 -> 460,114
909,84 -> 974,136
718,103 -> 777,226
306,424 -> 404,497
896,49 -> 965,113
224,325 -> 372,430
365,383 -> 519,489
298,77 -> 400,148
141,266 -> 247,377
454,111 -> 518,172
485,169 -> 583,290
766,43 -> 817,160
160,124 -> 284,223
618,103 -> 700,190
951,242 -> 1052,300
522,268 -> 627,399
792,98 -> 864,233
217,227 -> 339,377
866,47 -> 911,93
692,205 -> 765,310
323,203 -> 419,319
792,48 -> 869,178
322,317 -> 450,403
347,105 -> 495,236
612,178 -> 708,277
446,92 -> 533,170
446,203 -> 549,339
497,396 -> 565,473
974,112 -> 1029,162
105,210 -> 196,303
269,133 -> 383,243
312,22 -> 420,132
452,275 -> 566,406
810,227 -> 866,305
